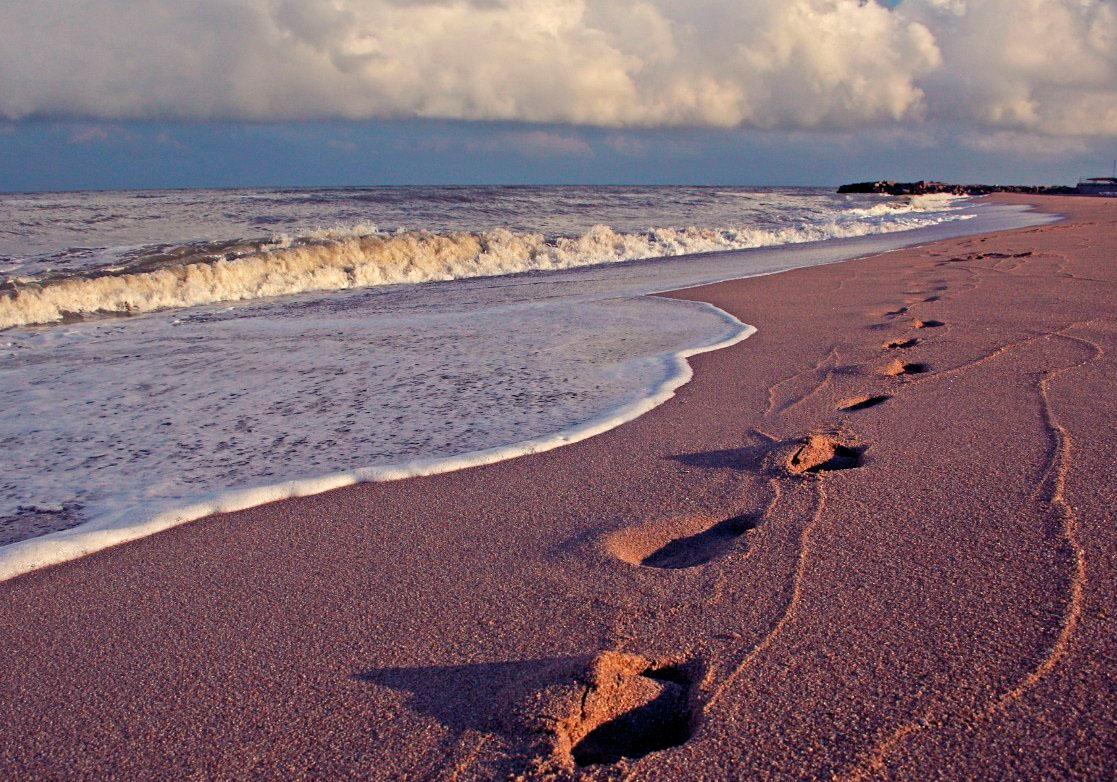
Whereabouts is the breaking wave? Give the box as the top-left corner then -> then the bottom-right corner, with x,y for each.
0,201 -> 968,330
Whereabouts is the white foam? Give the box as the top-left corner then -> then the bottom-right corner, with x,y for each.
0,211 -> 969,330
0,302 -> 753,581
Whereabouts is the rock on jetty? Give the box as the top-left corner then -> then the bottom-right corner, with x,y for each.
837,180 -> 1075,196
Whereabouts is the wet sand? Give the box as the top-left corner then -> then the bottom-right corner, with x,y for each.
1,194 -> 1115,780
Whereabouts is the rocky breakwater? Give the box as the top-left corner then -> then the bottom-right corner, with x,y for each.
838,180 -> 1076,196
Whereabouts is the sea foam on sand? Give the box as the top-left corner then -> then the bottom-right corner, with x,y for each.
0,302 -> 754,581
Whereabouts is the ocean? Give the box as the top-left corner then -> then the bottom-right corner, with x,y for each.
0,186 -> 1053,577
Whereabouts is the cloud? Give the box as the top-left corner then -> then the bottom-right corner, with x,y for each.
415,128 -> 598,155
0,0 -> 1113,138
67,124 -> 117,144
401,127 -> 593,156
488,130 -> 593,157
326,138 -> 359,152
903,0 -> 1117,136
957,129 -> 1093,158
603,134 -> 650,157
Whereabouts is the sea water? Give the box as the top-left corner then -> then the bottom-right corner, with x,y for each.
0,186 -> 1054,577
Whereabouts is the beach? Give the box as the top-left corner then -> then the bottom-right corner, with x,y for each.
1,193 -> 1114,779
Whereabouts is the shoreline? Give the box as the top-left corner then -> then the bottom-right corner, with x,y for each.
1,194 -> 1114,779
0,198 -> 1047,582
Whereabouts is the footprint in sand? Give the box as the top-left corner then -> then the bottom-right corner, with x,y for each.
878,359 -> 931,377
974,251 -> 1033,260
786,434 -> 864,474
882,337 -> 920,350
560,653 -> 700,767
640,515 -> 759,570
836,395 -> 890,412
498,652 -> 701,772
904,294 -> 938,305
609,513 -> 759,570
912,319 -> 945,329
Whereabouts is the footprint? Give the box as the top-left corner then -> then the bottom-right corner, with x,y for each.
640,515 -> 758,570
912,319 -> 944,329
608,512 -> 758,570
882,338 -> 919,350
883,306 -> 909,318
836,395 -> 890,412
975,251 -> 1032,260
878,359 -> 931,377
786,434 -> 864,474
493,653 -> 702,773
904,293 -> 940,305
562,653 -> 700,767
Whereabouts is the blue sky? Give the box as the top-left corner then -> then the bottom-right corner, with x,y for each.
2,0 -> 1114,192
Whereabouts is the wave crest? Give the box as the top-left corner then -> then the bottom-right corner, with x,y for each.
0,209 -> 966,329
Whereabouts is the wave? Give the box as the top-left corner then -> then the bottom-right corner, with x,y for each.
0,204 -> 968,330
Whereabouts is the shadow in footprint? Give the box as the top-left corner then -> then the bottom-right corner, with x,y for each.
913,319 -> 945,329
571,662 -> 697,767
837,395 -> 890,412
640,515 -> 758,570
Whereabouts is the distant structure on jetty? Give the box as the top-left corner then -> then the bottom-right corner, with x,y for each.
1076,177 -> 1117,195
1076,162 -> 1117,195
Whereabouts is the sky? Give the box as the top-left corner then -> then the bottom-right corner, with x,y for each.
1,0 -> 1115,191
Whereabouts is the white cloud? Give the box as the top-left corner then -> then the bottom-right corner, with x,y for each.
67,125 -> 112,145
0,0 -> 1113,137
957,130 -> 1093,158
465,129 -> 594,156
903,0 -> 1117,136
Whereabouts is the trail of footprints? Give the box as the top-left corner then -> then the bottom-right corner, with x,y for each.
869,277 -> 950,382
514,281 -> 949,775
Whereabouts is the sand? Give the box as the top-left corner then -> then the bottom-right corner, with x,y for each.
1,194 -> 1114,780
